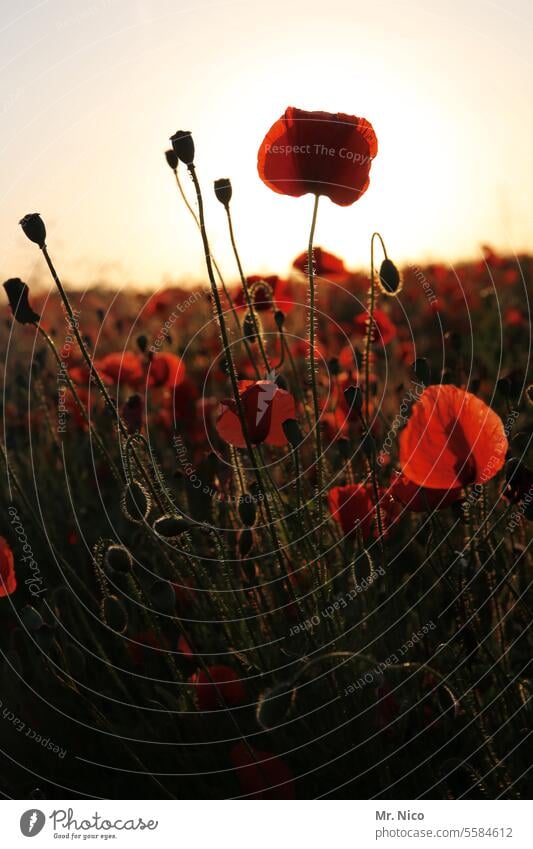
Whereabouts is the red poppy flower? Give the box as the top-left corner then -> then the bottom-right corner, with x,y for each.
0,537 -> 16,598
190,665 -> 247,711
328,484 -> 381,540
388,471 -> 462,512
292,247 -> 348,281
147,352 -> 185,388
257,106 -> 378,206
230,742 -> 294,799
354,308 -> 396,346
234,276 -> 295,312
216,380 -> 296,447
94,351 -> 144,387
399,385 -> 508,489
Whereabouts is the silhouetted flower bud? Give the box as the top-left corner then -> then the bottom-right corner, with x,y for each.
344,384 -> 363,414
274,309 -> 285,329
122,480 -> 151,523
137,334 -> 148,352
238,527 -> 254,558
256,682 -> 296,730
3,278 -> 40,324
214,178 -> 232,207
282,418 -> 303,448
328,357 -> 340,377
165,149 -> 178,171
238,494 -> 256,527
21,605 -> 43,631
122,394 -> 143,435
19,213 -> 46,248
149,579 -> 176,614
170,130 -> 195,165
378,258 -> 401,294
102,595 -> 128,633
496,376 -> 511,398
104,544 -> 133,574
243,312 -> 257,341
411,357 -> 431,387
153,514 -> 192,538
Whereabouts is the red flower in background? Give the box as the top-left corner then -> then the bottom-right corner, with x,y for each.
190,665 -> 247,711
354,308 -> 396,346
94,351 -> 144,388
216,380 -> 296,447
399,385 -> 508,489
230,742 -> 294,799
257,106 -> 378,206
147,352 -> 185,388
293,247 -> 348,281
388,472 -> 462,512
0,537 -> 16,597
234,276 -> 295,312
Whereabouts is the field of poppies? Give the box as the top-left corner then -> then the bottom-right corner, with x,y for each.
0,108 -> 531,800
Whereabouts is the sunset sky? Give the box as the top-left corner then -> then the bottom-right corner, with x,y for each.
1,0 -> 532,290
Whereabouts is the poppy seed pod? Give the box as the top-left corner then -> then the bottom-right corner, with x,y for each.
238,494 -> 257,527
282,418 -> 304,448
344,384 -> 363,414
328,357 -> 340,377
170,130 -> 195,165
3,278 -> 40,325
121,480 -> 151,524
214,178 -> 232,207
137,333 -> 148,353
165,149 -> 178,171
19,213 -> 46,248
378,257 -> 401,294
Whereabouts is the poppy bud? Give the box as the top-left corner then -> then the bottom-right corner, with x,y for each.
102,595 -> 128,634
242,312 -> 257,341
337,437 -> 351,461
104,544 -> 133,574
19,213 -> 46,248
165,149 -> 178,171
122,480 -> 151,523
496,376 -> 511,398
3,278 -> 40,325
214,178 -> 232,207
282,418 -> 304,448
149,579 -> 176,614
122,394 -> 143,435
170,130 -> 195,165
256,682 -> 296,730
328,357 -> 340,377
411,357 -> 431,387
378,258 -> 401,294
238,494 -> 256,527
344,384 -> 363,414
238,528 -> 254,558
153,513 -> 192,538
274,309 -> 285,330
21,605 -> 43,631
137,334 -> 148,353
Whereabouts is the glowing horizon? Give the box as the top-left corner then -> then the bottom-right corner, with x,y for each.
1,0 -> 532,291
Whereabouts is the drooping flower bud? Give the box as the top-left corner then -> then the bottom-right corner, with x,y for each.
170,130 -> 195,165
343,384 -> 363,414
378,258 -> 401,295
104,544 -> 133,574
153,514 -> 192,539
122,480 -> 151,523
274,309 -> 285,330
165,149 -> 178,171
3,278 -> 40,324
328,357 -> 340,377
238,494 -> 256,527
214,178 -> 232,207
242,312 -> 258,341
19,213 -> 46,248
282,418 -> 304,448
137,333 -> 148,353
102,595 -> 128,633
411,357 -> 431,387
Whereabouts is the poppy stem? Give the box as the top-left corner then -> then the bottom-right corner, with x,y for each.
307,193 -> 323,532
224,205 -> 271,375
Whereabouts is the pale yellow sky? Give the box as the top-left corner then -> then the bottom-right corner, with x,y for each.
1,0 -> 532,290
